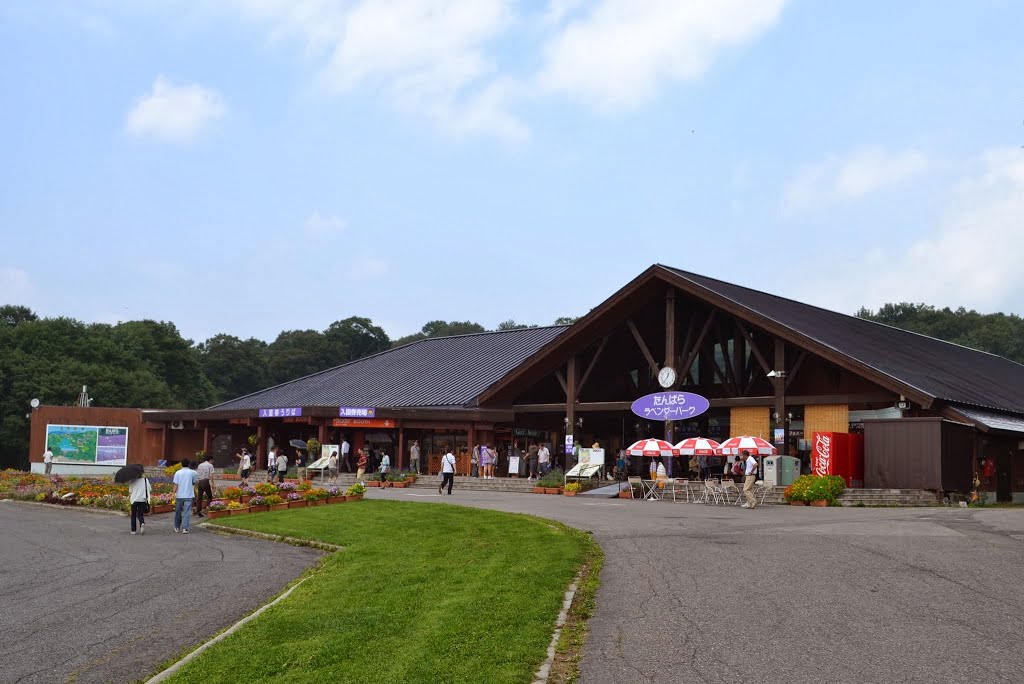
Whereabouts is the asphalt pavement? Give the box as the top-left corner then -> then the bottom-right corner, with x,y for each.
371,486 -> 1024,684
0,502 -> 321,684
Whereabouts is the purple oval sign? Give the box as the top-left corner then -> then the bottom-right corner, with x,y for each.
630,391 -> 710,421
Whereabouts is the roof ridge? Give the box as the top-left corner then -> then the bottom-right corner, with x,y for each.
656,264 -> 1022,364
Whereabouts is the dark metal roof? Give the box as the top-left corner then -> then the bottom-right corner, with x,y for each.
660,265 -> 1024,414
209,326 -> 568,411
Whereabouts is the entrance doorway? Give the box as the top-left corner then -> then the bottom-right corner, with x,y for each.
997,452 -> 1012,503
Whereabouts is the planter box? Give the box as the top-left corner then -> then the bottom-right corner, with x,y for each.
546,488 -> 563,495
220,474 -> 240,480
789,501 -> 808,506
270,503 -> 289,512
391,482 -> 408,488
346,494 -> 364,502
151,504 -> 174,514
206,509 -> 229,519
404,477 -> 416,484
229,508 -> 249,516
326,496 -> 345,504
563,491 -> 578,497
532,487 -> 546,494
240,495 -> 253,504
249,504 -> 269,513
618,490 -> 634,499
307,499 -> 327,506
287,500 -> 307,508
365,481 -> 381,488
809,500 -> 829,507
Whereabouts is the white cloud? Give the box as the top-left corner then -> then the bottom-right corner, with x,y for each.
0,268 -> 33,303
799,147 -> 1024,314
537,0 -> 787,110
212,0 -> 786,139
347,256 -> 390,280
124,77 -> 227,143
305,211 -> 347,238
781,146 -> 930,216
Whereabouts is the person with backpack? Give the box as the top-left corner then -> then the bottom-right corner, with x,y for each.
128,473 -> 150,535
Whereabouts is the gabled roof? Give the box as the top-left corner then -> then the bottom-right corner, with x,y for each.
660,266 -> 1024,414
480,264 -> 1024,416
208,326 -> 568,411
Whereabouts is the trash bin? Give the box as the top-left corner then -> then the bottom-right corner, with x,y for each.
763,457 -> 779,486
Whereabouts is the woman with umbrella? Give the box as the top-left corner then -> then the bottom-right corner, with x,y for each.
116,464 -> 150,535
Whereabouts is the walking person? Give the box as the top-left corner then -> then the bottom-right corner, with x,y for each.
328,450 -> 339,483
438,445 -> 457,495
43,446 -> 53,475
267,446 -> 279,482
527,442 -> 540,480
538,443 -> 551,476
341,437 -> 351,472
276,450 -> 288,483
172,459 -> 198,534
471,444 -> 480,478
379,451 -> 390,484
409,440 -> 421,475
356,449 -> 368,482
741,450 -> 759,509
128,472 -> 150,535
235,448 -> 252,487
295,448 -> 307,483
195,454 -> 215,517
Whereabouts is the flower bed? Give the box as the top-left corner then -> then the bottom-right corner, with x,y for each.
783,475 -> 846,505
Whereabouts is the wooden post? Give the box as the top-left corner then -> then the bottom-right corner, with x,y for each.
256,423 -> 266,471
202,426 -> 211,460
664,287 -> 676,475
398,426 -> 405,471
566,354 -> 577,470
774,338 -> 786,449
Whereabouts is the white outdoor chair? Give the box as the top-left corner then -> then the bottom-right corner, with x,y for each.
703,479 -> 724,505
627,476 -> 642,500
670,478 -> 690,503
720,479 -> 742,506
755,480 -> 772,506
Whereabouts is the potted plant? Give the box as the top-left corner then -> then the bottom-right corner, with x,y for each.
537,469 -> 565,494
345,483 -> 366,501
151,493 -> 175,514
388,472 -> 408,488
240,485 -> 256,503
326,486 -> 345,504
286,492 -> 306,508
265,494 -> 288,511
303,489 -> 326,506
221,486 -> 243,501
306,438 -> 321,462
227,500 -> 248,515
784,475 -> 846,506
404,472 -> 417,484
365,479 -> 381,487
618,484 -> 634,499
255,482 -> 278,496
563,482 -> 581,497
248,495 -> 269,513
206,499 -> 230,519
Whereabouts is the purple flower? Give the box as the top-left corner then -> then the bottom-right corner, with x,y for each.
286,492 -> 301,501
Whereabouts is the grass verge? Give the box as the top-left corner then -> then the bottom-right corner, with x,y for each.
157,500 -> 591,684
549,536 -> 603,684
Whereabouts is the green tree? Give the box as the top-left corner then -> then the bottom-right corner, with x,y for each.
553,316 -> 579,325
325,316 -> 391,363
197,334 -> 269,404
0,305 -> 38,327
496,319 -> 538,330
266,329 -> 332,385
392,320 -> 486,347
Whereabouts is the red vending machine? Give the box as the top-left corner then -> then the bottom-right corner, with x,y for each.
811,432 -> 864,488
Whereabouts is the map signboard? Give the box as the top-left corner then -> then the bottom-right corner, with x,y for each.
46,425 -> 128,466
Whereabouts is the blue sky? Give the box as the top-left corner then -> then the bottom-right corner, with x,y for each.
2,1 -> 1022,344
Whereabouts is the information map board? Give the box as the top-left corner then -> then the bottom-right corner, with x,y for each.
45,424 -> 129,466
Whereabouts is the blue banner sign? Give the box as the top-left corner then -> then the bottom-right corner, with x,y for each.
259,407 -> 302,418
339,406 -> 376,418
630,392 -> 710,421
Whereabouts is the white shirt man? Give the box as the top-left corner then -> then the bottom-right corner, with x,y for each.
172,461 -> 199,533
43,448 -> 53,475
438,450 -> 456,495
538,445 -> 550,474
341,440 -> 351,470
742,451 -> 759,509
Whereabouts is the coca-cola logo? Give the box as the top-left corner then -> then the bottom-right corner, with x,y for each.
814,433 -> 831,476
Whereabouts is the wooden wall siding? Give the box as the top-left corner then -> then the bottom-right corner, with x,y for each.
729,406 -> 769,439
805,404 -> 849,436
864,419 -> 942,489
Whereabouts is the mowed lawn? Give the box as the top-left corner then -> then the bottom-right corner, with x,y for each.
161,500 -> 594,684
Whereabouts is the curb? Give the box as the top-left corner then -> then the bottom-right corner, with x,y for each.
0,499 -> 127,517
199,523 -> 345,553
144,527 -> 343,683
532,571 -> 582,684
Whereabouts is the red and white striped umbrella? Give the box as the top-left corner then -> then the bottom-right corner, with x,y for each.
718,435 -> 777,456
626,438 -> 679,457
673,437 -> 721,456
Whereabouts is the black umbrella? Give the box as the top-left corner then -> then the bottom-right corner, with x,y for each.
289,439 -> 308,450
114,463 -> 145,483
